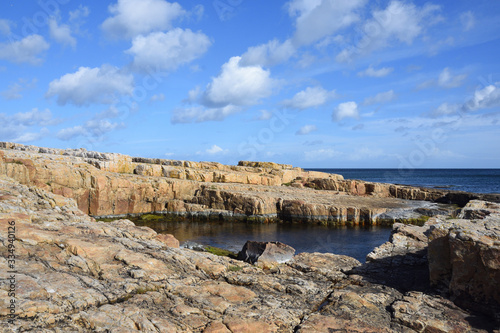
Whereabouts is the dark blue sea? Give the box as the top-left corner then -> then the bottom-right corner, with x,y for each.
307,169 -> 500,194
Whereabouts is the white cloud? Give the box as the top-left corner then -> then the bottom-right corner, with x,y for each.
174,57 -> 277,123
290,0 -> 366,46
57,126 -> 86,141
357,65 -> 394,77
241,0 -> 365,67
202,56 -> 276,107
462,84 -> 500,112
11,108 -> 56,127
13,128 -> 50,143
102,0 -> 186,39
0,35 -> 50,65
0,19 -> 11,35
283,86 -> 337,110
69,5 -> 90,22
127,29 -> 211,72
431,102 -> 458,117
0,109 -> 56,143
296,125 -> 318,135
333,101 -> 359,121
1,78 -> 37,100
437,67 -> 467,88
46,65 -> 134,106
49,18 -> 77,48
460,11 -> 475,32
171,105 -> 241,123
240,39 -> 295,67
206,145 -> 224,154
363,90 -> 396,105
57,108 -> 125,141
337,1 -> 441,62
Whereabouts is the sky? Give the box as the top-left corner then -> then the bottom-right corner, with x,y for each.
1,0 -> 500,168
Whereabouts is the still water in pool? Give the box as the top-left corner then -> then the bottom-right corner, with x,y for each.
133,219 -> 393,263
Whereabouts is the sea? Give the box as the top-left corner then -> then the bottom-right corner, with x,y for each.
135,168 -> 500,262
307,168 -> 500,194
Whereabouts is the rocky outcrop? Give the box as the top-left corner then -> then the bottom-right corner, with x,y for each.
0,143 -> 455,225
428,200 -> 500,322
0,176 -> 495,332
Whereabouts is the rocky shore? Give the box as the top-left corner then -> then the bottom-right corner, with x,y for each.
1,142 -> 498,225
1,143 -> 499,332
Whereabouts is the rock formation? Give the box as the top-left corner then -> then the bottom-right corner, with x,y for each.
1,142 -> 490,225
0,175 -> 497,332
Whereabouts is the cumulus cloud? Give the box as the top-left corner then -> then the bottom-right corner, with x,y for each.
206,145 -> 224,154
57,107 -> 125,141
0,109 -> 56,143
282,86 -> 337,110
102,0 -> 186,39
437,67 -> 467,88
126,29 -> 211,72
240,39 -> 295,67
46,65 -> 134,106
202,56 -> 276,107
0,35 -> 49,65
357,65 -> 394,77
460,11 -> 475,31
171,105 -> 241,123
363,90 -> 396,105
336,1 -> 441,62
49,18 -> 77,48
296,125 -> 318,135
333,101 -> 359,121
173,57 -> 278,123
241,0 -> 365,67
69,5 -> 90,22
290,0 -> 366,46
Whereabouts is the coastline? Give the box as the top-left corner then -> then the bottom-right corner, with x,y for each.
0,142 -> 499,331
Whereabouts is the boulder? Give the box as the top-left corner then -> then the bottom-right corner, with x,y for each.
237,241 -> 295,266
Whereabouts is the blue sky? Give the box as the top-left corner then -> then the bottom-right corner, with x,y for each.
1,0 -> 500,168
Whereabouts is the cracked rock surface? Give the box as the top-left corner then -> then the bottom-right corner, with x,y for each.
0,176 -> 497,332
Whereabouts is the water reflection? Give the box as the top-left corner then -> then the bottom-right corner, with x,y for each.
133,219 -> 392,263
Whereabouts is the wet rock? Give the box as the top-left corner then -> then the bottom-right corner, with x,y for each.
237,241 -> 296,266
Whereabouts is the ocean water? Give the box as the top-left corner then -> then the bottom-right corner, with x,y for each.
307,168 -> 500,194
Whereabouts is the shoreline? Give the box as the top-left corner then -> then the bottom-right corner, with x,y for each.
0,142 -> 499,331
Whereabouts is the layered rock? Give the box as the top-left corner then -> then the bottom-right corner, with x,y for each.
428,200 -> 500,322
0,176 -> 495,332
0,143 -> 454,225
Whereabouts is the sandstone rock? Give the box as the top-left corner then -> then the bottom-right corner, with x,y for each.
238,241 -> 296,266
428,204 -> 500,323
0,176 -> 495,332
155,233 -> 180,248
